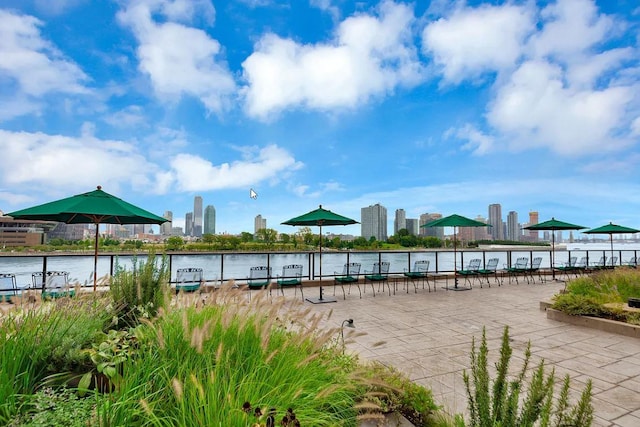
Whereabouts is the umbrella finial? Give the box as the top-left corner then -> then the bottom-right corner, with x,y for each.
97,185 -> 102,190
319,204 -> 322,209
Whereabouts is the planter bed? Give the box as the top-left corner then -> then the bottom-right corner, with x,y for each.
545,307 -> 640,339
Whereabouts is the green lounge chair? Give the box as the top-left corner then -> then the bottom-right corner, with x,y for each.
246,266 -> 272,301
175,267 -> 203,293
275,264 -> 303,301
0,273 -> 20,303
333,262 -> 361,300
403,260 -> 430,293
504,257 -> 529,284
33,271 -> 75,299
364,261 -> 391,296
457,258 -> 481,288
477,258 -> 499,288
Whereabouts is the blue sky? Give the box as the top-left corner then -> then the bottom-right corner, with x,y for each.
1,0 -> 639,236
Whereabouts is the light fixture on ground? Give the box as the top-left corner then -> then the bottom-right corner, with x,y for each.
340,319 -> 355,350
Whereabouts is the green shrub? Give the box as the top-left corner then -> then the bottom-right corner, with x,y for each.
109,252 -> 170,328
8,387 -> 102,427
462,326 -> 593,427
0,297 -> 111,422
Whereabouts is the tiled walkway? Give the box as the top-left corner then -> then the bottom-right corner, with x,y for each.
301,277 -> 640,427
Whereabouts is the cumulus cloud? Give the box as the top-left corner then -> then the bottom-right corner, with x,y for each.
117,0 -> 235,114
422,3 -> 534,83
166,144 -> 303,191
0,9 -> 89,120
0,129 -> 156,193
241,0 -> 424,119
425,0 -> 640,156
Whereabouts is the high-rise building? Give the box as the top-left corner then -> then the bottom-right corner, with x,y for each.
406,218 -> 419,236
507,211 -> 519,241
474,215 -> 492,240
361,203 -> 387,241
419,213 -> 443,238
254,214 -> 266,234
528,211 -> 539,241
488,204 -> 504,240
394,209 -> 406,235
161,211 -> 173,236
193,196 -> 203,237
204,205 -> 216,235
185,212 -> 193,237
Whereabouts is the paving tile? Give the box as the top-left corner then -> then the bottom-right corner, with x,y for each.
296,277 -> 639,425
610,414 -> 640,427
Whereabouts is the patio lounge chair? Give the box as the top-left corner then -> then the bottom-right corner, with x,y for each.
246,266 -> 272,300
504,257 -> 529,284
527,257 -> 545,283
605,256 -> 618,269
587,256 -> 607,272
403,260 -> 430,293
333,262 -> 361,300
275,264 -> 304,300
32,271 -> 74,299
364,261 -> 391,296
175,267 -> 203,293
0,273 -> 20,303
623,256 -> 637,268
554,256 -> 577,280
457,258 -> 481,288
477,258 -> 500,288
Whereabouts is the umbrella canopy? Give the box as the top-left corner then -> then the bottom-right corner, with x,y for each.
524,217 -> 586,280
7,186 -> 167,290
584,222 -> 640,266
282,205 -> 358,303
421,214 -> 490,290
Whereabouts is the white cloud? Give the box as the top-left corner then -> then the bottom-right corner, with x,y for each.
117,0 -> 235,114
422,3 -> 534,83
0,9 -> 89,120
103,105 -> 147,128
167,144 -> 303,191
429,0 -> 640,157
241,0 -> 424,119
0,129 -> 156,193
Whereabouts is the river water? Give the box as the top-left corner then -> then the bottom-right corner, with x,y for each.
1,242 -> 638,289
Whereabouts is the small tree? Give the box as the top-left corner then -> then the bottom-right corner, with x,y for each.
165,236 -> 184,251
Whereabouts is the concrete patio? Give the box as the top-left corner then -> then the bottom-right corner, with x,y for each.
301,277 -> 640,427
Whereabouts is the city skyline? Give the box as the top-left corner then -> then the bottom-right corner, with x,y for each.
1,1 -> 639,236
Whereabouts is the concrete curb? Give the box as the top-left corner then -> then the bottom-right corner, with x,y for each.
546,308 -> 640,339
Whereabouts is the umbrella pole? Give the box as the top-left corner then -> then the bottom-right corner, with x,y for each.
319,224 -> 323,300
610,234 -> 614,267
453,227 -> 458,289
93,224 -> 99,292
551,231 -> 556,281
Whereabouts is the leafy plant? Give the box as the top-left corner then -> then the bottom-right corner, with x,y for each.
8,387 -> 102,427
462,326 -> 593,427
109,252 -> 170,328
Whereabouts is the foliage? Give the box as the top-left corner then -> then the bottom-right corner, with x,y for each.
358,362 -> 438,426
164,236 -> 184,251
553,269 -> 640,324
7,387 -> 102,427
109,252 -> 170,328
97,296 -> 364,426
462,326 -> 593,427
0,297 -> 111,422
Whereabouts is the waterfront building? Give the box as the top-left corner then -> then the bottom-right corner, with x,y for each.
161,211 -> 173,236
46,223 -> 86,241
419,213 -> 443,238
406,218 -> 419,236
394,209 -> 406,235
204,205 -> 216,235
488,204 -> 504,240
193,196 -> 203,238
255,214 -> 266,234
185,212 -> 193,237
528,211 -> 539,241
0,216 -> 55,247
361,203 -> 387,241
507,211 -> 519,242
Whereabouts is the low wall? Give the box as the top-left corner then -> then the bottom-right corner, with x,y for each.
545,308 -> 640,339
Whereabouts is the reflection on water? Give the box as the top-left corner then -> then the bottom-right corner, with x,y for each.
1,242 -> 638,288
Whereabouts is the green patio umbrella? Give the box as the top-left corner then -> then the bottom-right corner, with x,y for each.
421,214 -> 490,290
524,218 -> 586,280
7,186 -> 168,291
584,222 -> 640,267
282,205 -> 358,304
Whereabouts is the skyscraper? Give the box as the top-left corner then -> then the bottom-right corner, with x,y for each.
161,211 -> 173,236
254,214 -> 266,234
488,204 -> 504,240
507,211 -> 519,241
419,213 -> 443,238
193,196 -> 203,237
185,212 -> 193,237
394,209 -> 406,235
204,205 -> 216,235
361,203 -> 387,241
528,211 -> 539,241
405,218 -> 419,236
